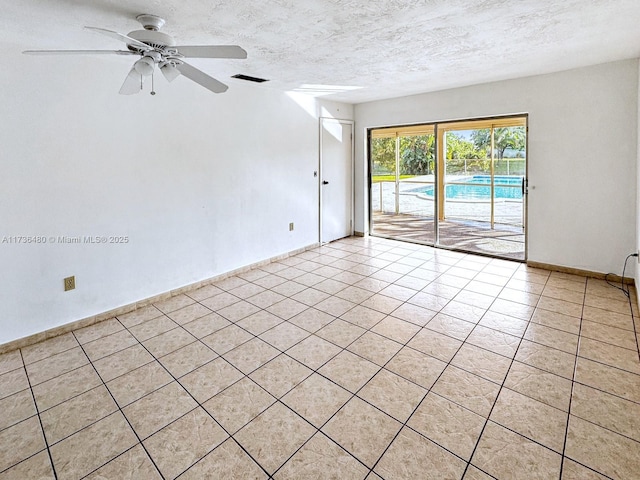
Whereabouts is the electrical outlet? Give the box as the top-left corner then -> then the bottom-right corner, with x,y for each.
289,222 -> 294,231
64,276 -> 75,291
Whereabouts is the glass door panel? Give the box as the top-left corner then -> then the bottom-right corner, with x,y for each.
437,123 -> 526,260
370,129 -> 436,244
370,135 -> 397,216
443,129 -> 492,225
493,127 -> 526,230
396,133 -> 436,243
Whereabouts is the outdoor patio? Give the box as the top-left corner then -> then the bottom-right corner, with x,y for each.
371,180 -> 525,260
371,213 -> 525,261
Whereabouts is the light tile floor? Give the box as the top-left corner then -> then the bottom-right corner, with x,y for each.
1,236 -> 639,479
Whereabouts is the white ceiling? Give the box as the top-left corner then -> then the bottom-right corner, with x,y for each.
3,0 -> 640,103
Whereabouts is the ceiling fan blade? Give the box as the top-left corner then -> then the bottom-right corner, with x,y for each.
85,26 -> 151,51
119,67 -> 143,95
176,61 -> 228,93
23,49 -> 137,55
174,45 -> 247,59
160,63 -> 181,82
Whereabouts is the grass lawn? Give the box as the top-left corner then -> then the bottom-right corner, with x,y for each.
372,175 -> 415,182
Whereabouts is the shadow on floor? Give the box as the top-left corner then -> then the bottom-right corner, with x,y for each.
371,212 -> 525,261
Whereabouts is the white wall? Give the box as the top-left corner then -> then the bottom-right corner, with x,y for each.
0,52 -> 352,344
355,60 -> 638,277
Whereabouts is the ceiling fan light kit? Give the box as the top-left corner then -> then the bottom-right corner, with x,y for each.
23,14 -> 247,96
160,62 -> 181,82
133,56 -> 155,76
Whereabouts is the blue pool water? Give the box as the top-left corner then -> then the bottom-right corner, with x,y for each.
412,175 -> 523,200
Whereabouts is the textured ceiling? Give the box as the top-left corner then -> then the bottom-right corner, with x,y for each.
3,0 -> 640,103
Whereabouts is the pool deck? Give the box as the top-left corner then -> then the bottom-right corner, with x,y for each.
371,175 -> 525,260
371,212 -> 525,261
372,180 -> 524,226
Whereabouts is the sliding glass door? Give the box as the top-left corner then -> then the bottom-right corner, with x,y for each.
369,116 -> 527,260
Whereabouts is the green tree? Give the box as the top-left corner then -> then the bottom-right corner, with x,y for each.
471,127 -> 526,159
371,137 -> 396,174
399,135 -> 435,175
445,133 -> 485,160
371,135 -> 436,176
445,132 -> 488,174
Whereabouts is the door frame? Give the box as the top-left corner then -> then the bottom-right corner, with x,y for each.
319,117 -> 355,244
367,114 -> 528,261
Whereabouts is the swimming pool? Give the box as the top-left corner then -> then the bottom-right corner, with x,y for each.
410,175 -> 523,200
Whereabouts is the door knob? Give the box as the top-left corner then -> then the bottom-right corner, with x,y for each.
322,180 -> 329,185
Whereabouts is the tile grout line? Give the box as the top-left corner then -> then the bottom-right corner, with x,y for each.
109,315 -> 277,479
457,260 -> 542,479
366,338 -> 471,476
269,275 -> 450,478
219,287 -> 393,477
244,318 -> 384,478
125,285 -> 352,459
557,281 -> 595,480
362,252 -> 513,477
241,247 -> 461,477
559,280 -> 639,478
70,330 -> 168,480
561,282 -> 586,479
87,299 -> 299,464
17,349 -> 59,479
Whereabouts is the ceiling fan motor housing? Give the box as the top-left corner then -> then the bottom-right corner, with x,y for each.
127,14 -> 175,51
136,14 -> 165,30
127,29 -> 176,50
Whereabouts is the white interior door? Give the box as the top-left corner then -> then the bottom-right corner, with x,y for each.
320,118 -> 353,243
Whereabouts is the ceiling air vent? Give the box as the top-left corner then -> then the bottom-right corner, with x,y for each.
232,74 -> 269,83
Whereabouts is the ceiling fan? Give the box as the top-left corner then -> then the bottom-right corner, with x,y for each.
23,14 -> 247,95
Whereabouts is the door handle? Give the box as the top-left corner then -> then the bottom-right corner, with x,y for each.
322,180 -> 329,185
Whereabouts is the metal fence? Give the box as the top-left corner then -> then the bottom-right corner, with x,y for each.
372,179 -> 524,226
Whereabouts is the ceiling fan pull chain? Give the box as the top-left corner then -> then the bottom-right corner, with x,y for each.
150,72 -> 156,95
